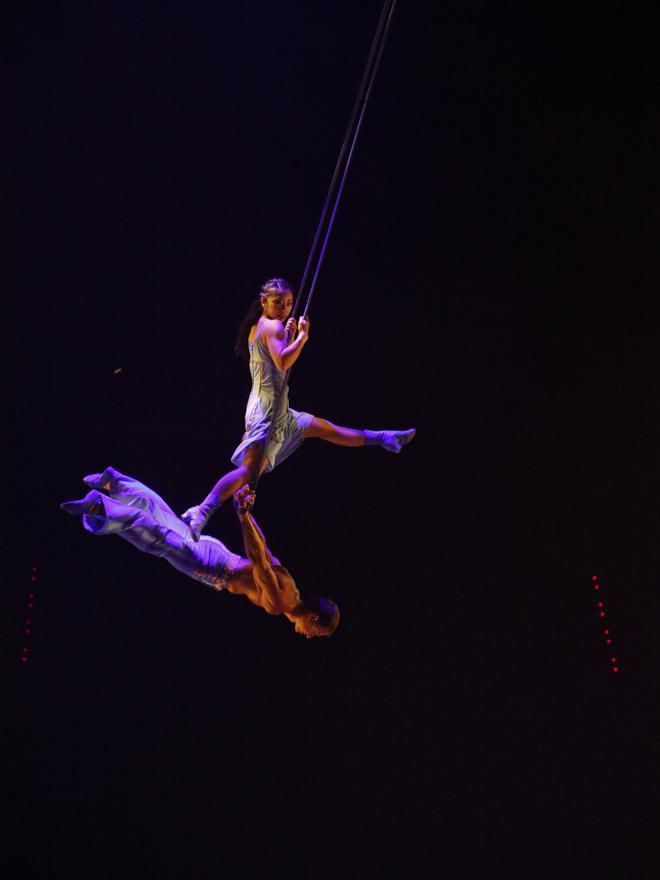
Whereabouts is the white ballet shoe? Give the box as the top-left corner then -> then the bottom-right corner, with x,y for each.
364,428 -> 416,453
181,504 -> 213,542
381,428 -> 416,453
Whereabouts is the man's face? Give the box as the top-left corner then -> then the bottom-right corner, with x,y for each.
294,615 -> 328,639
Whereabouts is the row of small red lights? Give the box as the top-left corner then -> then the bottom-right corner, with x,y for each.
592,574 -> 619,672
21,565 -> 38,664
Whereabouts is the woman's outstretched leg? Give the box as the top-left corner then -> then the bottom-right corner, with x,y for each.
181,444 -> 269,541
304,417 -> 416,453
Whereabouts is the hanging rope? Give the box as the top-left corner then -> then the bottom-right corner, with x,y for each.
252,0 -> 398,490
292,0 -> 398,320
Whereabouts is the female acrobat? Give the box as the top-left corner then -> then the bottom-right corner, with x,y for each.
182,277 -> 415,540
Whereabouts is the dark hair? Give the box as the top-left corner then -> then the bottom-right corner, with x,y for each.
234,278 -> 295,362
306,596 -> 340,636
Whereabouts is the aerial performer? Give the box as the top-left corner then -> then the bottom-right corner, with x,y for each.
180,3 -> 406,539
60,467 -> 339,638
180,277 -> 416,540
179,2 -> 407,538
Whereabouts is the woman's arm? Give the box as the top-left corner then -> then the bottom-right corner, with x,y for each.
262,317 -> 309,371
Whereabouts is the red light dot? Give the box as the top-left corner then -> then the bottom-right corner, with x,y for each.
606,639 -> 612,644
27,603 -> 34,609
594,584 -> 600,590
21,657 -> 28,663
31,576 -> 37,582
24,629 -> 31,635
599,611 -> 606,617
613,667 -> 619,673
29,593 -> 35,599
592,575 -> 598,580
26,620 -> 32,625
611,657 -> 617,662
22,647 -> 29,653
597,601 -> 603,607
603,629 -> 610,635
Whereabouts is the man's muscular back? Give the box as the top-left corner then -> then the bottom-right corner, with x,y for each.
225,559 -> 301,615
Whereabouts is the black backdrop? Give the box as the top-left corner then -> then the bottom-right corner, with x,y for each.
14,2 -> 659,876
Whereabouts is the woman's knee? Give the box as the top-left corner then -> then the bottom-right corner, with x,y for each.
304,416 -> 325,439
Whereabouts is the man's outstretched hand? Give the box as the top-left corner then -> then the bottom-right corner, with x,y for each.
233,485 -> 255,516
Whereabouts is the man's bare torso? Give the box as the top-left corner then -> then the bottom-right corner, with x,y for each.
225,557 -> 301,615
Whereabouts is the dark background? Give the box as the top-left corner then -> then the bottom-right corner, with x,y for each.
13,1 -> 659,876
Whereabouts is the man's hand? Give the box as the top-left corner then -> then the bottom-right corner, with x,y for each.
233,485 -> 255,516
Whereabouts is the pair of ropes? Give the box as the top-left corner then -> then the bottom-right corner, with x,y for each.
253,0 -> 398,488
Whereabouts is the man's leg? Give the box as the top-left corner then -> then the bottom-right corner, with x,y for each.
61,489 -> 204,578
83,466 -> 191,541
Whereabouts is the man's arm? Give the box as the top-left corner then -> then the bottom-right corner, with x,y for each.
246,511 -> 278,563
238,507 -> 271,566
234,488 -> 285,614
